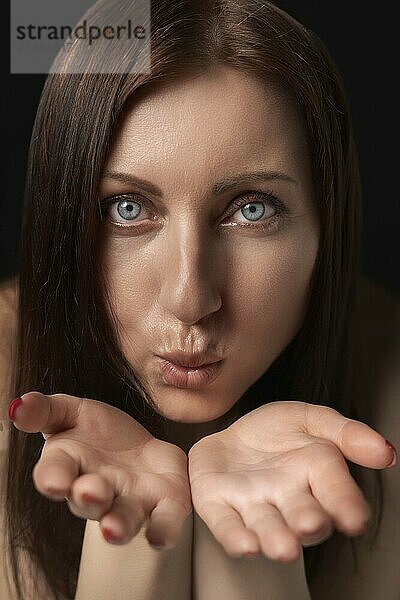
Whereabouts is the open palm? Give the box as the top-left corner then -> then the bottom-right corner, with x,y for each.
187,400 -> 394,562
11,391 -> 192,548
11,394 -> 394,557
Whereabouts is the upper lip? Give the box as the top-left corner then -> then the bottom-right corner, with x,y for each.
156,350 -> 224,368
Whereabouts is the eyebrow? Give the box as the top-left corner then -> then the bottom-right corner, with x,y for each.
101,169 -> 298,197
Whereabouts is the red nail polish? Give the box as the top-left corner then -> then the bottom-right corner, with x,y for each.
385,440 -> 397,468
8,397 -> 23,421
81,493 -> 97,504
102,527 -> 119,542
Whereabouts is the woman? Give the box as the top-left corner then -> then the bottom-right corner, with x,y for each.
1,0 -> 399,598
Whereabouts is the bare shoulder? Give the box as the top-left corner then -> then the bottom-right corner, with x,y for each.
0,279 -> 18,596
309,275 -> 400,600
0,276 -> 19,314
0,276 -> 18,343
0,276 -> 18,445
0,279 -> 52,598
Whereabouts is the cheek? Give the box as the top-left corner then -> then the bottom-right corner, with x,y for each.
229,235 -> 318,373
101,240 -> 152,328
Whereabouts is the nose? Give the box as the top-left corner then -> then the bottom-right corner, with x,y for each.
158,223 -> 222,325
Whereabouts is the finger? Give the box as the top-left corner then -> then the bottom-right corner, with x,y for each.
65,473 -> 115,521
195,500 -> 261,557
9,392 -> 83,439
67,474 -> 149,545
274,490 -> 334,547
99,494 -> 147,545
303,403 -> 396,469
309,453 -> 372,536
146,498 -> 193,550
32,446 -> 80,501
240,501 -> 301,561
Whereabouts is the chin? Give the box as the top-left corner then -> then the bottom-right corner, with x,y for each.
156,406 -> 230,424
152,395 -> 234,424
154,394 -> 242,429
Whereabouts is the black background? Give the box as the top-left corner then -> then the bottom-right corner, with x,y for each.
1,1 -> 398,296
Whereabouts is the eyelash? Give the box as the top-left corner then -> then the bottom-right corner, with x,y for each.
99,190 -> 293,234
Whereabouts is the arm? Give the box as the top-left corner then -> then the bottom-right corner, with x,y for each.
193,510 -> 311,600
0,450 -> 54,600
75,511 -> 193,600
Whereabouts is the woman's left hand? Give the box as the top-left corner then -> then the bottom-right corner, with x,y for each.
187,400 -> 397,562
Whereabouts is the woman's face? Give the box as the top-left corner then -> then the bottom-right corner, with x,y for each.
99,66 -> 319,431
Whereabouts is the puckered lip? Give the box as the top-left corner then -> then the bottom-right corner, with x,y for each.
154,350 -> 224,368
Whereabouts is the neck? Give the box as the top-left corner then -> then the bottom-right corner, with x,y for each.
159,401 -> 242,454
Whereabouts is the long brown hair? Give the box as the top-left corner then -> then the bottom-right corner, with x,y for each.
2,0 -> 383,597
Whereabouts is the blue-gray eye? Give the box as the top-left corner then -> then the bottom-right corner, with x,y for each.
239,202 -> 267,221
100,194 -> 150,223
115,199 -> 141,220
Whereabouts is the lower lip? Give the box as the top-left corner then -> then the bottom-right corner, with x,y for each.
156,358 -> 224,389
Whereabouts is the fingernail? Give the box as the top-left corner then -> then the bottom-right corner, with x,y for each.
385,440 -> 397,468
81,493 -> 99,504
8,397 -> 23,421
102,527 -> 120,543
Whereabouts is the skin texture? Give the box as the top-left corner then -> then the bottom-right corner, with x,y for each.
1,285 -> 398,596
99,65 -> 320,451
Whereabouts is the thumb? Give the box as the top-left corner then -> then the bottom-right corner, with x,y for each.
304,403 -> 397,470
9,391 -> 83,440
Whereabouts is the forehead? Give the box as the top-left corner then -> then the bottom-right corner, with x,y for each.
106,67 -> 309,183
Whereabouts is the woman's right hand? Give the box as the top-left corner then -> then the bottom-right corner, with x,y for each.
8,391 -> 192,549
